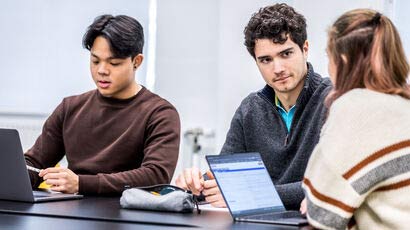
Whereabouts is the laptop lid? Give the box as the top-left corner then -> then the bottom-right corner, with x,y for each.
206,152 -> 286,219
0,128 -> 82,202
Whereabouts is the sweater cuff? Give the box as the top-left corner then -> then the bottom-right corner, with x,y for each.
275,182 -> 304,210
78,174 -> 99,194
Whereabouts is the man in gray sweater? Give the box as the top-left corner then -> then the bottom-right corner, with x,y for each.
176,3 -> 331,210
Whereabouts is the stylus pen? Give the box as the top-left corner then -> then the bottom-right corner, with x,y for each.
26,165 -> 42,173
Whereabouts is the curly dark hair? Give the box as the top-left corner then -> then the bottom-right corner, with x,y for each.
244,3 -> 307,59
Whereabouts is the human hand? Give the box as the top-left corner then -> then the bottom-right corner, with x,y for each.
175,167 -> 204,195
39,167 -> 79,194
202,180 -> 226,207
201,171 -> 226,208
300,198 -> 307,215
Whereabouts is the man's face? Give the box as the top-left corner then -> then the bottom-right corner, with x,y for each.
90,36 -> 142,99
254,38 -> 308,96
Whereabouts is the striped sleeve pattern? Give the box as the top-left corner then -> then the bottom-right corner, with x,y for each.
303,140 -> 410,229
302,89 -> 410,230
343,140 -> 410,195
302,144 -> 359,230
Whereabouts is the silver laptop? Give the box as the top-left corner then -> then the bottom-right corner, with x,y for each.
0,128 -> 83,202
206,152 -> 307,226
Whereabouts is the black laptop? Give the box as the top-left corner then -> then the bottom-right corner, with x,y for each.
206,152 -> 307,226
0,128 -> 83,202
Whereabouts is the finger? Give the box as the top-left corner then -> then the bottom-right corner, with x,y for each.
39,167 -> 62,177
43,172 -> 66,180
205,194 -> 226,207
184,168 -> 202,195
175,174 -> 188,189
202,185 -> 220,196
205,193 -> 223,203
191,167 -> 203,192
203,179 -> 217,189
199,176 -> 205,188
50,184 -> 65,192
183,169 -> 194,191
44,178 -> 62,186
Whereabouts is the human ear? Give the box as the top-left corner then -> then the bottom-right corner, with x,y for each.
133,54 -> 144,69
302,40 -> 309,59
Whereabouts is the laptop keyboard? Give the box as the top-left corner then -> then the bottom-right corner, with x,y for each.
246,211 -> 302,220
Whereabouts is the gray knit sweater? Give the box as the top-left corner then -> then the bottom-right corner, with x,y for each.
221,63 -> 332,210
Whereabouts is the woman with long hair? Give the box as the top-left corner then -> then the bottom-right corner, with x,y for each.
302,9 -> 410,229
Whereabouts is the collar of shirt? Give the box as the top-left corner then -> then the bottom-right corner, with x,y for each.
275,95 -> 296,132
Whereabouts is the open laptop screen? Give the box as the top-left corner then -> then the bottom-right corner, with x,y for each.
207,153 -> 286,217
0,128 -> 83,202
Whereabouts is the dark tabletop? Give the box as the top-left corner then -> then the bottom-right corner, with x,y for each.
0,196 -> 312,230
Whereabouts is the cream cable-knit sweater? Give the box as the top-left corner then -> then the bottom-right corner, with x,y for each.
302,88 -> 410,230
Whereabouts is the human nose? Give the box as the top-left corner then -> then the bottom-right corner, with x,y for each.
273,60 -> 285,75
97,63 -> 109,76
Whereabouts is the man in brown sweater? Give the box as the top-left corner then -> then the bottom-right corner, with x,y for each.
25,15 -> 180,195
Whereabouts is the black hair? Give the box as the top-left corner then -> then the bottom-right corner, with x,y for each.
244,3 -> 307,59
82,14 -> 144,59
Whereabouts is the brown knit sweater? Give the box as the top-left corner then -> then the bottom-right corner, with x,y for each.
25,87 -> 180,195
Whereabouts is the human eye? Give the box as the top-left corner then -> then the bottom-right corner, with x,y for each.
110,59 -> 123,66
259,57 -> 272,64
110,62 -> 121,66
91,59 -> 99,65
281,50 -> 293,58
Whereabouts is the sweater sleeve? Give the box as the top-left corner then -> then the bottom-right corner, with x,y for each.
78,106 -> 181,195
302,146 -> 362,229
24,101 -> 66,188
275,181 -> 305,210
220,105 -> 246,154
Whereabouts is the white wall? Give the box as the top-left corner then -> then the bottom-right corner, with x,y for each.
295,0 -> 394,78
394,0 -> 410,60
156,0 -> 219,138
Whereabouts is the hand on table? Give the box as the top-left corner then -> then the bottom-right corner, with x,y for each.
39,167 -> 79,194
175,168 -> 226,208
